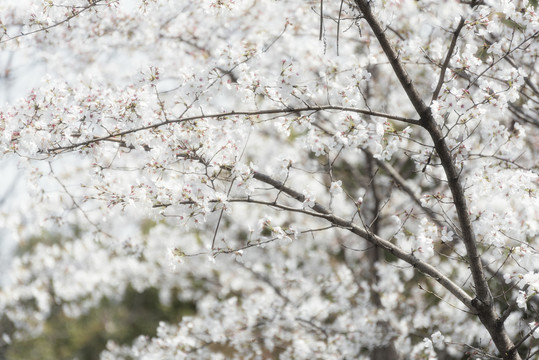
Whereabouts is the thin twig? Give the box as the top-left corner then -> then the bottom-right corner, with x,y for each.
431,17 -> 466,103
336,0 -> 345,56
0,1 -> 106,44
507,323 -> 539,357
319,0 -> 324,40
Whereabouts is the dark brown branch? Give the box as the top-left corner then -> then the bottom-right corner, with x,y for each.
353,1 -> 521,358
353,0 -> 489,303
506,323 -> 539,358
252,171 -> 331,215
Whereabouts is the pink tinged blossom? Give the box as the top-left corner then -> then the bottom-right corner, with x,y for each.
302,190 -> 316,209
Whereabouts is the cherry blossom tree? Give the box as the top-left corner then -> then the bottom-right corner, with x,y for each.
0,0 -> 538,359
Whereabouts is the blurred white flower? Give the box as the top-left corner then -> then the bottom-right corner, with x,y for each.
330,180 -> 343,195
517,290 -> 527,309
431,331 -> 445,348
302,190 -> 316,209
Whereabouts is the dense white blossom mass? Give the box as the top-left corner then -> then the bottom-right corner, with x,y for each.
0,0 -> 538,359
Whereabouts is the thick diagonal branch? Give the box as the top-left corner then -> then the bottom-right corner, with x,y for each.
252,171 -> 475,310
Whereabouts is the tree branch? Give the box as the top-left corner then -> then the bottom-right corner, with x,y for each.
353,1 -> 432,121
506,323 -> 539,358
0,1 -> 106,44
354,0 -> 489,302
47,105 -> 419,153
353,1 -> 521,358
251,170 -> 475,310
431,17 -> 466,103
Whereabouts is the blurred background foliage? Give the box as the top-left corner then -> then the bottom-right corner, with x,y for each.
1,221 -> 196,360
3,285 -> 196,360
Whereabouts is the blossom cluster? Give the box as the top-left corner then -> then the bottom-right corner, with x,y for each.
0,0 -> 537,359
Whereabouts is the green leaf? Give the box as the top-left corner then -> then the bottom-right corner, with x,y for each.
475,44 -> 490,62
501,17 -> 526,32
